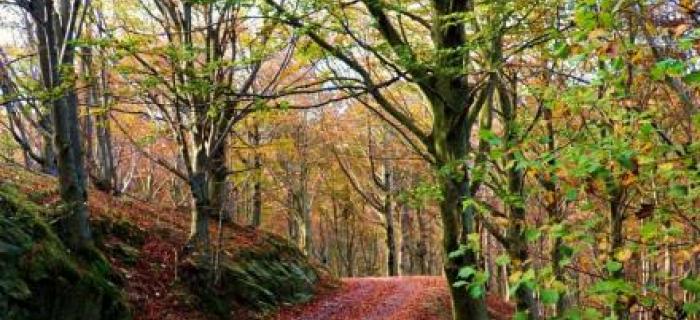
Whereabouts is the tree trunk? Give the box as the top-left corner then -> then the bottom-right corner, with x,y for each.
385,193 -> 398,276
186,126 -> 211,252
40,0 -> 92,251
84,48 -> 117,193
400,204 -> 413,275
252,152 -> 263,227
31,3 -> 57,175
440,174 -> 489,320
302,191 -> 314,257
188,170 -> 211,252
609,192 -> 628,320
505,137 -> 539,319
207,138 -> 227,220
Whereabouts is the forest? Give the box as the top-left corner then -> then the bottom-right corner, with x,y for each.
0,0 -> 698,319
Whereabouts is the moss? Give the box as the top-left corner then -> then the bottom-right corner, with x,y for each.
179,236 -> 320,319
92,217 -> 146,247
0,183 -> 131,320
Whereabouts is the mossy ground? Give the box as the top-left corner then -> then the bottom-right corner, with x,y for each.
0,183 -> 130,320
0,164 -> 326,320
180,227 -> 322,319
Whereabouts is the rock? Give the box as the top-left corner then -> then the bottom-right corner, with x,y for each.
0,184 -> 131,320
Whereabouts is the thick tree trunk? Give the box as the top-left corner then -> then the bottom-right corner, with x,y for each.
429,81 -> 489,319
186,125 -> 211,252
188,171 -> 211,252
440,174 -> 489,320
207,139 -> 227,220
36,0 -> 92,251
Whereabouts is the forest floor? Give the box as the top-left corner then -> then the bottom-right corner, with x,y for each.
273,276 -> 514,320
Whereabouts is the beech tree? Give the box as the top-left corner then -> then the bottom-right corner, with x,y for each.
107,0 -> 294,251
14,0 -> 92,250
262,0 -> 557,317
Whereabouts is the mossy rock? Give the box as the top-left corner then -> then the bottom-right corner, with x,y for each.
179,240 -> 319,318
0,184 -> 131,320
92,217 -> 146,247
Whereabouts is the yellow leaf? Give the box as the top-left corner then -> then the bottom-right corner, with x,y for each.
659,162 -> 675,172
509,270 -> 523,283
544,191 -> 555,206
615,248 -> 633,262
588,28 -> 607,42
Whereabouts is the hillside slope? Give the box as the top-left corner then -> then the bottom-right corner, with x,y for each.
0,164 -> 325,320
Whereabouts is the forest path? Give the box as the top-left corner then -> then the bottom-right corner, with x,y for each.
273,276 -> 514,320
273,276 -> 453,320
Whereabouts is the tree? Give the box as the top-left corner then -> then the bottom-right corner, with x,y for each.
15,0 -> 92,250
263,0 -> 558,317
336,124 -> 400,276
108,0 -> 293,252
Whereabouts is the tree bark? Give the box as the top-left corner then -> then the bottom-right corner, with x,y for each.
383,161 -> 399,276
30,2 -> 57,175
39,0 -> 92,251
440,172 -> 489,320
252,151 -> 263,227
415,206 -> 429,275
400,204 -> 413,275
609,191 -> 628,320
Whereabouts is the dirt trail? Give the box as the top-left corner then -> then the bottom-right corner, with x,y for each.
274,276 -> 513,320
275,276 -> 451,320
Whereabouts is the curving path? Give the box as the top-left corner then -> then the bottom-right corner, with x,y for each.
274,276 -> 514,320
274,276 -> 464,320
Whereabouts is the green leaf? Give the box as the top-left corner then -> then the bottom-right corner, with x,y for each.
599,12 -> 614,28
495,254 -> 511,266
640,222 -> 660,241
478,129 -> 502,146
680,276 -> 700,294
468,284 -> 484,298
651,59 -> 686,80
278,100 -> 290,111
583,308 -> 603,319
525,228 -> 541,242
552,41 -> 570,58
513,311 -> 529,320
640,123 -> 654,136
683,302 -> 700,315
458,266 -> 476,279
452,280 -> 468,288
693,113 -> 700,128
590,279 -> 633,294
448,246 -> 466,259
541,288 -> 560,305
551,223 -> 567,239
565,188 -> 578,201
614,150 -> 636,170
683,71 -> 700,86
606,260 -> 623,273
